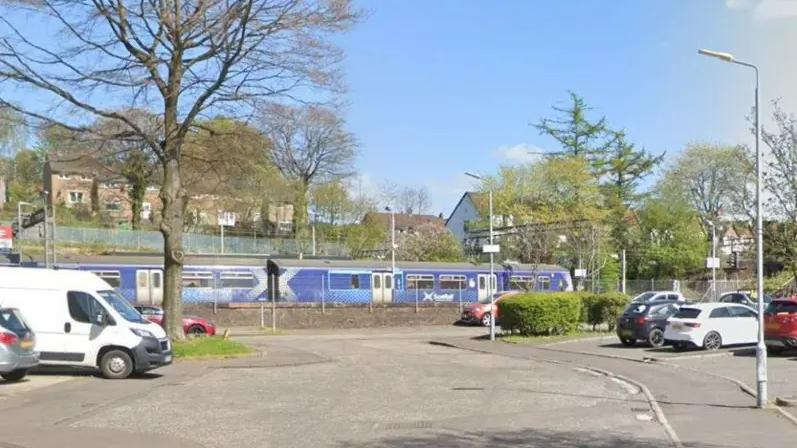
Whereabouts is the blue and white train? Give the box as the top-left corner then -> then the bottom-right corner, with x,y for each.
4,254 -> 574,305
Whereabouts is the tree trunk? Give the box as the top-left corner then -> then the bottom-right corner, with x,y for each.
294,180 -> 310,234
160,156 -> 186,340
90,178 -> 100,215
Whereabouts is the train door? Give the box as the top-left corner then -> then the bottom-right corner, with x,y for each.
136,269 -> 164,305
371,272 -> 393,304
477,274 -> 498,301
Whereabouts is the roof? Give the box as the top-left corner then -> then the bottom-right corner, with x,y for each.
362,212 -> 444,230
48,159 -> 125,182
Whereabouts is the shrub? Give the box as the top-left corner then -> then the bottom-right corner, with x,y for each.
582,292 -> 631,330
500,293 -> 582,336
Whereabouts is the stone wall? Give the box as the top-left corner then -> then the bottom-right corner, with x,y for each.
184,303 -> 464,330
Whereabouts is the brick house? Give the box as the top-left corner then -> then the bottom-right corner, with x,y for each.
43,159 -> 294,231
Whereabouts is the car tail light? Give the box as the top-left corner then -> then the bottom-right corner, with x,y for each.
0,332 -> 19,346
635,317 -> 649,325
684,322 -> 701,328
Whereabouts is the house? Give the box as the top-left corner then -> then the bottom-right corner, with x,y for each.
43,159 -> 294,232
361,212 -> 444,234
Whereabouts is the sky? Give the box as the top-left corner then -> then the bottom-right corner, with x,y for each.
339,0 -> 797,218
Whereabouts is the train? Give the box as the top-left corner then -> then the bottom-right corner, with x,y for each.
1,253 -> 574,306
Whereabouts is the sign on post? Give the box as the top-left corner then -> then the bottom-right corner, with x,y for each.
482,244 -> 500,254
706,257 -> 721,269
23,208 -> 45,229
0,226 -> 13,254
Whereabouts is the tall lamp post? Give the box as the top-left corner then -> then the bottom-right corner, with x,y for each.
698,48 -> 766,408
465,172 -> 496,341
707,220 -> 717,302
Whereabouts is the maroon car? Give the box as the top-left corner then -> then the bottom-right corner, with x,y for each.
134,305 -> 216,336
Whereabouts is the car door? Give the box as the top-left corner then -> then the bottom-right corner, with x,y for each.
64,291 -> 112,365
708,306 -> 735,344
728,305 -> 759,344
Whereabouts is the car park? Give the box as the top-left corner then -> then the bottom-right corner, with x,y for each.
459,291 -> 522,327
134,305 -> 216,336
0,307 -> 39,382
764,298 -> 797,355
616,301 -> 685,348
664,302 -> 758,351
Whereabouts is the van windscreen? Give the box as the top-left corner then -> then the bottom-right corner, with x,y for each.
97,290 -> 150,324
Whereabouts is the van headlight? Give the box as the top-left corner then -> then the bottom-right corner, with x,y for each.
130,328 -> 155,338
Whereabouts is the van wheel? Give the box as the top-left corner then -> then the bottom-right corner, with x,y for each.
100,350 -> 134,379
1,369 -> 27,382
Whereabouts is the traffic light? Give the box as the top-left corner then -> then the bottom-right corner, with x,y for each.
731,251 -> 740,270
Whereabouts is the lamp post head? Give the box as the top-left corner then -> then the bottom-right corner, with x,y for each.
465,172 -> 482,181
698,48 -> 735,63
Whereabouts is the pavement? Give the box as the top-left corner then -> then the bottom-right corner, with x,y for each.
1,325 -> 797,447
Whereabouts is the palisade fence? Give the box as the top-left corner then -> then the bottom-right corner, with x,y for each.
12,224 -> 349,256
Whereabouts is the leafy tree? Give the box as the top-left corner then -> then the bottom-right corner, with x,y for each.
310,181 -> 352,225
343,222 -> 386,259
602,130 -> 664,247
0,108 -> 26,156
395,222 -> 464,262
0,0 -> 360,339
534,92 -> 611,169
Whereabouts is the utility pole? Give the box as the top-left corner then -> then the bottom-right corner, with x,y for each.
621,249 -> 626,294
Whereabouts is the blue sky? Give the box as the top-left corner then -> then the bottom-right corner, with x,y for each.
340,0 -> 797,217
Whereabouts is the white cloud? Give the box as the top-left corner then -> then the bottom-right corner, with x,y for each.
725,0 -> 797,20
492,143 -> 545,165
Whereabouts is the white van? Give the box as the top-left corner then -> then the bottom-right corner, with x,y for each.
0,267 -> 172,379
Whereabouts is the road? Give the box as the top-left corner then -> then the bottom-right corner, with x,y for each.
0,326 -> 675,448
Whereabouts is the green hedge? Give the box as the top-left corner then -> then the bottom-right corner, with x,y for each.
500,292 -> 630,336
500,293 -> 582,336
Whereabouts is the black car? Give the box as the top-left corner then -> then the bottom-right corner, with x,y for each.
616,301 -> 685,347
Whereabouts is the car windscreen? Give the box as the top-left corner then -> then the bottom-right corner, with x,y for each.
97,290 -> 150,324
0,309 -> 29,337
765,300 -> 797,315
673,308 -> 701,319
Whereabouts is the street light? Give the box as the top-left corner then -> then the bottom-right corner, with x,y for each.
707,220 -> 717,302
465,171 -> 496,341
699,48 -> 766,408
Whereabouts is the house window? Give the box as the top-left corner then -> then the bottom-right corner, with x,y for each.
220,272 -> 256,289
79,175 -> 92,182
105,202 -> 122,212
407,275 -> 434,290
103,182 -> 121,189
57,174 -> 71,180
440,275 -> 466,290
509,276 -> 535,291
68,191 -> 85,204
146,185 -> 159,192
91,271 -> 121,288
182,272 -> 214,288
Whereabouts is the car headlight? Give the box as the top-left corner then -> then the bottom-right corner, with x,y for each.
130,328 -> 155,338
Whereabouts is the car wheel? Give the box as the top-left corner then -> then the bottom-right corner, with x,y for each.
481,313 -> 492,327
703,331 -> 722,351
1,369 -> 27,383
620,338 -> 636,347
187,325 -> 206,335
647,328 -> 665,348
99,349 -> 134,380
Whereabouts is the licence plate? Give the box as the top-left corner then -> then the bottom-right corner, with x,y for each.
672,325 -> 684,331
164,354 -> 172,363
766,323 -> 780,331
19,340 -> 33,349
621,330 -> 632,337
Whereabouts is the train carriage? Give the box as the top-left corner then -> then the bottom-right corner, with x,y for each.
3,254 -> 573,305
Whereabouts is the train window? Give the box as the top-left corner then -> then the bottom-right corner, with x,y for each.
509,276 -> 535,291
183,272 -> 213,288
537,276 -> 551,291
440,275 -> 466,290
407,275 -> 434,290
91,271 -> 121,288
351,275 -> 360,289
220,272 -> 256,289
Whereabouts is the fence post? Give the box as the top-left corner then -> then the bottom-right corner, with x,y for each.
415,288 -> 419,313
260,302 -> 265,329
458,284 -> 462,313
650,278 -> 654,291
321,275 -> 326,315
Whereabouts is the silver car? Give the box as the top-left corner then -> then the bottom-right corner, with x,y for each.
0,307 -> 38,382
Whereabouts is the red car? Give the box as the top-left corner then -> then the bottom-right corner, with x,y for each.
134,305 -> 216,336
764,298 -> 797,354
459,291 -> 522,327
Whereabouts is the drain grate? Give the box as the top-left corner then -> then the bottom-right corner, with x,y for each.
382,421 -> 434,430
452,387 -> 485,391
630,407 -> 649,412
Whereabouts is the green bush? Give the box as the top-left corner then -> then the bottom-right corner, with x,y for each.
500,293 -> 582,336
582,292 -> 631,330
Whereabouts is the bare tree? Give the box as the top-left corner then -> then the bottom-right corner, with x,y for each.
259,103 -> 358,231
397,185 -> 430,215
0,1 -> 359,338
379,179 -> 399,208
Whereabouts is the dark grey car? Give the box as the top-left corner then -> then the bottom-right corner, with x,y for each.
0,308 -> 38,382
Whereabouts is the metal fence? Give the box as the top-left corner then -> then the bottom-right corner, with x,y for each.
582,278 -> 760,301
13,224 -> 348,256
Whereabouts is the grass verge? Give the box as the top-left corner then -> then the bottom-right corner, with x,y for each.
172,337 -> 256,360
500,330 -> 613,345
